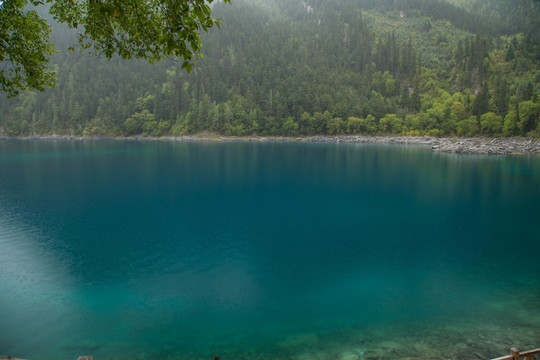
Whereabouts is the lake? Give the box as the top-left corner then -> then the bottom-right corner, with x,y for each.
0,139 -> 539,360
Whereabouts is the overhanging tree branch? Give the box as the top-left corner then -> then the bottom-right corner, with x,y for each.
0,0 -> 229,97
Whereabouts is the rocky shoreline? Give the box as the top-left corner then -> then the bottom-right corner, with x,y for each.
2,134 -> 540,156
299,135 -> 540,155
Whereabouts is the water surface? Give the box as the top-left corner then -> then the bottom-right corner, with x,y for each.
0,140 -> 539,359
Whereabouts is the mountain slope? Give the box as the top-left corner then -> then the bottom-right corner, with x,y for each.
1,0 -> 538,138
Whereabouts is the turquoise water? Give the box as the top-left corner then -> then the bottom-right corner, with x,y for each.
0,140 -> 539,360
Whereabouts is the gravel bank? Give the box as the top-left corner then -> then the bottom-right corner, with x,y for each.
296,136 -> 540,155
2,134 -> 539,155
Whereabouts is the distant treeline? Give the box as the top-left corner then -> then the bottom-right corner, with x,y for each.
0,0 -> 539,138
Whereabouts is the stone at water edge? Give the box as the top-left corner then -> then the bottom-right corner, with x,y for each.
0,357 -> 27,360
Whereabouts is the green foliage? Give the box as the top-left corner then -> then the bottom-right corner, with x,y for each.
158,121 -> 171,136
124,117 -> 141,136
472,84 -> 490,117
446,0 -> 540,36
346,117 -> 369,134
327,117 -> 345,135
502,109 -> 518,136
518,100 -> 540,135
1,0 -> 229,97
480,112 -> 503,135
0,0 -> 56,97
1,0 -> 539,138
282,117 -> 299,136
457,116 -> 479,137
226,124 -> 247,136
378,114 -> 403,134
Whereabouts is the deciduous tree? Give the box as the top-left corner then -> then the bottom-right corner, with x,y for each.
1,0 -> 229,97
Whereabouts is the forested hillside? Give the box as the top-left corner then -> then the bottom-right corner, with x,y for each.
1,0 -> 539,137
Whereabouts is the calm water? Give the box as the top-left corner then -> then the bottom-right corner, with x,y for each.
0,140 -> 539,360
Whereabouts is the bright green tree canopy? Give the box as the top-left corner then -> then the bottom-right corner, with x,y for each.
0,0 -> 55,97
0,0 -> 229,97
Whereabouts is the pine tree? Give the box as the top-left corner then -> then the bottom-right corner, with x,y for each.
493,73 -> 508,117
472,83 -> 490,117
505,43 -> 515,62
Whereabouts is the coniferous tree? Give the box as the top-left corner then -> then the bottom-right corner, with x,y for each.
472,83 -> 490,117
493,73 -> 508,117
1,0 -> 538,138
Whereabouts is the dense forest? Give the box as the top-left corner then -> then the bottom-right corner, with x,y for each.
1,0 -> 539,137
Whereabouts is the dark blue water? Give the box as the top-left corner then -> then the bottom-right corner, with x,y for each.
0,140 -> 539,360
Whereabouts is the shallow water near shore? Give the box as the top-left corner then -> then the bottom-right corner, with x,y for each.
0,140 -> 539,360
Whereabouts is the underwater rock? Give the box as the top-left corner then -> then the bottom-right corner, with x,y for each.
340,350 -> 361,360
77,357 -> 94,360
279,333 -> 319,348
